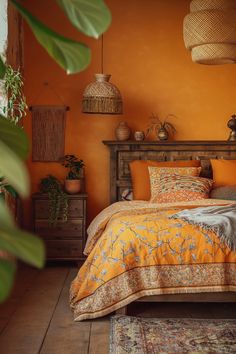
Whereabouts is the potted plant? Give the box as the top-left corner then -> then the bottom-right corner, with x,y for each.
60,154 -> 85,194
146,113 -> 176,141
39,175 -> 68,226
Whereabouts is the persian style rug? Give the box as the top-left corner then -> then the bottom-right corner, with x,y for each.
110,315 -> 236,354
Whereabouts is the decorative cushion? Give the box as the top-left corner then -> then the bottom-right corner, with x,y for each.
151,174 -> 213,203
210,186 -> 236,200
129,160 -> 201,201
211,159 -> 236,187
149,166 -> 202,202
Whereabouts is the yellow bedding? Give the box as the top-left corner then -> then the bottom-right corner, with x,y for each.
70,200 -> 236,321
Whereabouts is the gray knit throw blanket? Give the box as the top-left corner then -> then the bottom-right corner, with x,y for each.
170,204 -> 236,252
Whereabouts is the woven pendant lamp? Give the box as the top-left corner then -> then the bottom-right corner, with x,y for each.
82,36 -> 123,114
183,0 -> 236,64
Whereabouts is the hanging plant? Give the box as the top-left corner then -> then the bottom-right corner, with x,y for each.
39,175 -> 68,226
0,65 -> 27,124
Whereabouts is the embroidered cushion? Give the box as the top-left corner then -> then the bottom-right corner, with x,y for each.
151,174 -> 213,203
149,166 -> 201,202
211,159 -> 236,187
129,159 -> 201,200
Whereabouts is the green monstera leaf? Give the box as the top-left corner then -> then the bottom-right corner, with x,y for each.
0,201 -> 45,268
0,56 -> 6,79
0,117 -> 29,197
0,259 -> 16,303
56,0 -> 111,38
0,201 -> 45,302
0,118 -> 45,303
11,0 -> 91,74
0,117 -> 29,160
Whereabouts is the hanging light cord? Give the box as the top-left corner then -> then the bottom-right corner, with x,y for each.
101,34 -> 104,74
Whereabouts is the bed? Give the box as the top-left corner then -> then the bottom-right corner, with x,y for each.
70,141 -> 236,321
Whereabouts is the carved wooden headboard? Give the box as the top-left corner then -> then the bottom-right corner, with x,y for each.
103,140 -> 236,204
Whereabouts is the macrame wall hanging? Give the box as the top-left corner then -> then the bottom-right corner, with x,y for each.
30,82 -> 69,161
31,105 -> 69,162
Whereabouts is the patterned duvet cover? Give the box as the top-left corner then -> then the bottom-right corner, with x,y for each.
70,199 -> 236,321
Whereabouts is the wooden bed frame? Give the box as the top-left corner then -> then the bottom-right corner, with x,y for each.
103,140 -> 236,313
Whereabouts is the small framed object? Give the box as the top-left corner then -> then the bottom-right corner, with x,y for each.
31,105 -> 68,162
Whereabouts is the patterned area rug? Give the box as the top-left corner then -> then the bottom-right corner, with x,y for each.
110,315 -> 236,354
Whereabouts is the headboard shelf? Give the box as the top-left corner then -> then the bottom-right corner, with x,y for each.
103,140 -> 236,203
103,140 -> 236,146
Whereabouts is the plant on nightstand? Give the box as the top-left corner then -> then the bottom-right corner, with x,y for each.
39,175 -> 68,226
60,154 -> 85,194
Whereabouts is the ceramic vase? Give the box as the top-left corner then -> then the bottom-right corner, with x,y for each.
115,121 -> 131,141
134,131 -> 145,141
158,127 -> 169,141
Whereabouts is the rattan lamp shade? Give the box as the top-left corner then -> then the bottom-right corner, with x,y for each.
82,74 -> 123,114
183,0 -> 236,64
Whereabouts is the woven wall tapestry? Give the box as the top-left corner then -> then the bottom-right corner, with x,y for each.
31,105 -> 67,162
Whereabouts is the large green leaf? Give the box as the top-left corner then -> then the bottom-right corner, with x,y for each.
0,139 -> 29,197
11,0 -> 90,74
0,56 -> 6,79
56,0 -> 111,38
0,117 -> 29,160
0,259 -> 16,303
0,202 -> 45,268
4,185 -> 17,198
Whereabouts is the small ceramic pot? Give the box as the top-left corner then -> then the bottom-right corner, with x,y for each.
65,179 -> 81,194
158,127 -> 169,141
134,131 -> 145,141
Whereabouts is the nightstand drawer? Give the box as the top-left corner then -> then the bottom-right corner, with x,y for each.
34,198 -> 84,219
35,219 -> 83,239
33,193 -> 87,260
46,240 -> 83,259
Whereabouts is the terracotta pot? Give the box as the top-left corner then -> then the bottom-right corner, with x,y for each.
65,179 -> 81,194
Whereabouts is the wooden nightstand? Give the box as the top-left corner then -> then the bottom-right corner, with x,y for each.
33,193 -> 87,260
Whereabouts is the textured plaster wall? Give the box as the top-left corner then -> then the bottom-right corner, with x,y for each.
22,0 -> 236,228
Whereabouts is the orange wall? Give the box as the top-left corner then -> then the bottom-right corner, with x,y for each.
23,0 -> 236,228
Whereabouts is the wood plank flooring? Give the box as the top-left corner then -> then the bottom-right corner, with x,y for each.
0,264 -> 236,354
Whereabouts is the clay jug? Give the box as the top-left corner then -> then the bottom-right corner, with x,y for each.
115,121 -> 131,141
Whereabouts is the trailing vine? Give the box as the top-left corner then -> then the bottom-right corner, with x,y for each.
1,65 -> 27,124
39,175 -> 68,226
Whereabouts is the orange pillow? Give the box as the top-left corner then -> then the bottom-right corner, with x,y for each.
211,159 -> 236,187
129,159 -> 201,200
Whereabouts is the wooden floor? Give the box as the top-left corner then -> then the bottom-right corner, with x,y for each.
0,265 -> 236,354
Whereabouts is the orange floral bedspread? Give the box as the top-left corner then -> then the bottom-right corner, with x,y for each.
70,200 -> 236,321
